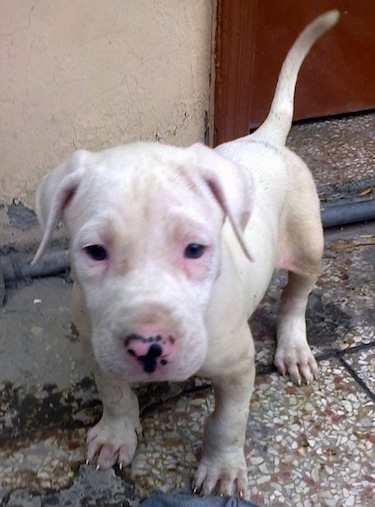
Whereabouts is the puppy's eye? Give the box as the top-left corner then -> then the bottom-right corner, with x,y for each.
84,244 -> 108,261
184,243 -> 205,259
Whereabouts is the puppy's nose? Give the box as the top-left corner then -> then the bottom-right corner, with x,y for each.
124,333 -> 173,374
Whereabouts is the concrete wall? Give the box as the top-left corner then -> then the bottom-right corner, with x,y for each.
0,0 -> 214,247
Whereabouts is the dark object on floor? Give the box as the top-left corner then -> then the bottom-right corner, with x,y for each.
0,264 -> 5,306
140,493 -> 259,507
321,198 -> 375,228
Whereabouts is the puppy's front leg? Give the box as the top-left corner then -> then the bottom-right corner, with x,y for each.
72,282 -> 141,469
86,366 -> 141,469
193,328 -> 254,498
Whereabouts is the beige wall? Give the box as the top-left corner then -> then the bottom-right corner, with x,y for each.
0,0 -> 214,246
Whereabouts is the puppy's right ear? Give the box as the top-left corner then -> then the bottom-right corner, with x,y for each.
32,150 -> 89,265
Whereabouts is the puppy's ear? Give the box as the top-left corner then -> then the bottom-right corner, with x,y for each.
187,143 -> 254,260
32,150 -> 89,264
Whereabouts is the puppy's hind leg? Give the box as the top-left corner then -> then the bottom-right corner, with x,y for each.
275,201 -> 324,385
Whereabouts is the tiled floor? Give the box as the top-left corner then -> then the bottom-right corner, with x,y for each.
0,112 -> 374,506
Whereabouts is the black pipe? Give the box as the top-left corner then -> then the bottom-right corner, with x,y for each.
321,198 -> 375,228
1,249 -> 69,284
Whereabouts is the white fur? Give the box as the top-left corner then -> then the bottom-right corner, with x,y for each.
33,11 -> 339,498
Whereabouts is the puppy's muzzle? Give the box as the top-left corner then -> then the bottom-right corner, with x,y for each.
124,333 -> 175,374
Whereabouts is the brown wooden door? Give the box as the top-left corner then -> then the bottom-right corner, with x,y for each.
214,0 -> 375,146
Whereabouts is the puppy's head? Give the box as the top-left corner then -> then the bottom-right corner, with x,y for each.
34,142 -> 254,381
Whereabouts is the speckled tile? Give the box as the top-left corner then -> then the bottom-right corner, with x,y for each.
0,428 -> 86,493
343,347 -> 375,393
2,354 -> 374,505
287,112 -> 375,191
247,361 -> 375,507
131,390 -> 212,496
95,357 -> 375,506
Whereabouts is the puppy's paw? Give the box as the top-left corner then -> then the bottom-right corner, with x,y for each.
192,451 -> 248,499
274,343 -> 318,385
85,415 -> 141,469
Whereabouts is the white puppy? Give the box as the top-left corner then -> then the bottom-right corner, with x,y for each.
33,11 -> 339,498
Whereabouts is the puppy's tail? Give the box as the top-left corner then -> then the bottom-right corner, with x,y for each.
250,10 -> 339,146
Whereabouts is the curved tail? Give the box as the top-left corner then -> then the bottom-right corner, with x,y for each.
250,10 -> 339,146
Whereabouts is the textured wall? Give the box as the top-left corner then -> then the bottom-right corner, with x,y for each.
0,0 -> 214,246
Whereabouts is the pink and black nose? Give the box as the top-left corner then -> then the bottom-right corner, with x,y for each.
124,333 -> 174,374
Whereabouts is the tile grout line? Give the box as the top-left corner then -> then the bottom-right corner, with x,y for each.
337,355 -> 375,403
315,340 -> 375,362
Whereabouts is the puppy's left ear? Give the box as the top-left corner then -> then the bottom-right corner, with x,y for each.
187,143 -> 255,260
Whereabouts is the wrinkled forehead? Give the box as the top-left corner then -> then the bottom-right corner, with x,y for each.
67,143 -> 222,232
